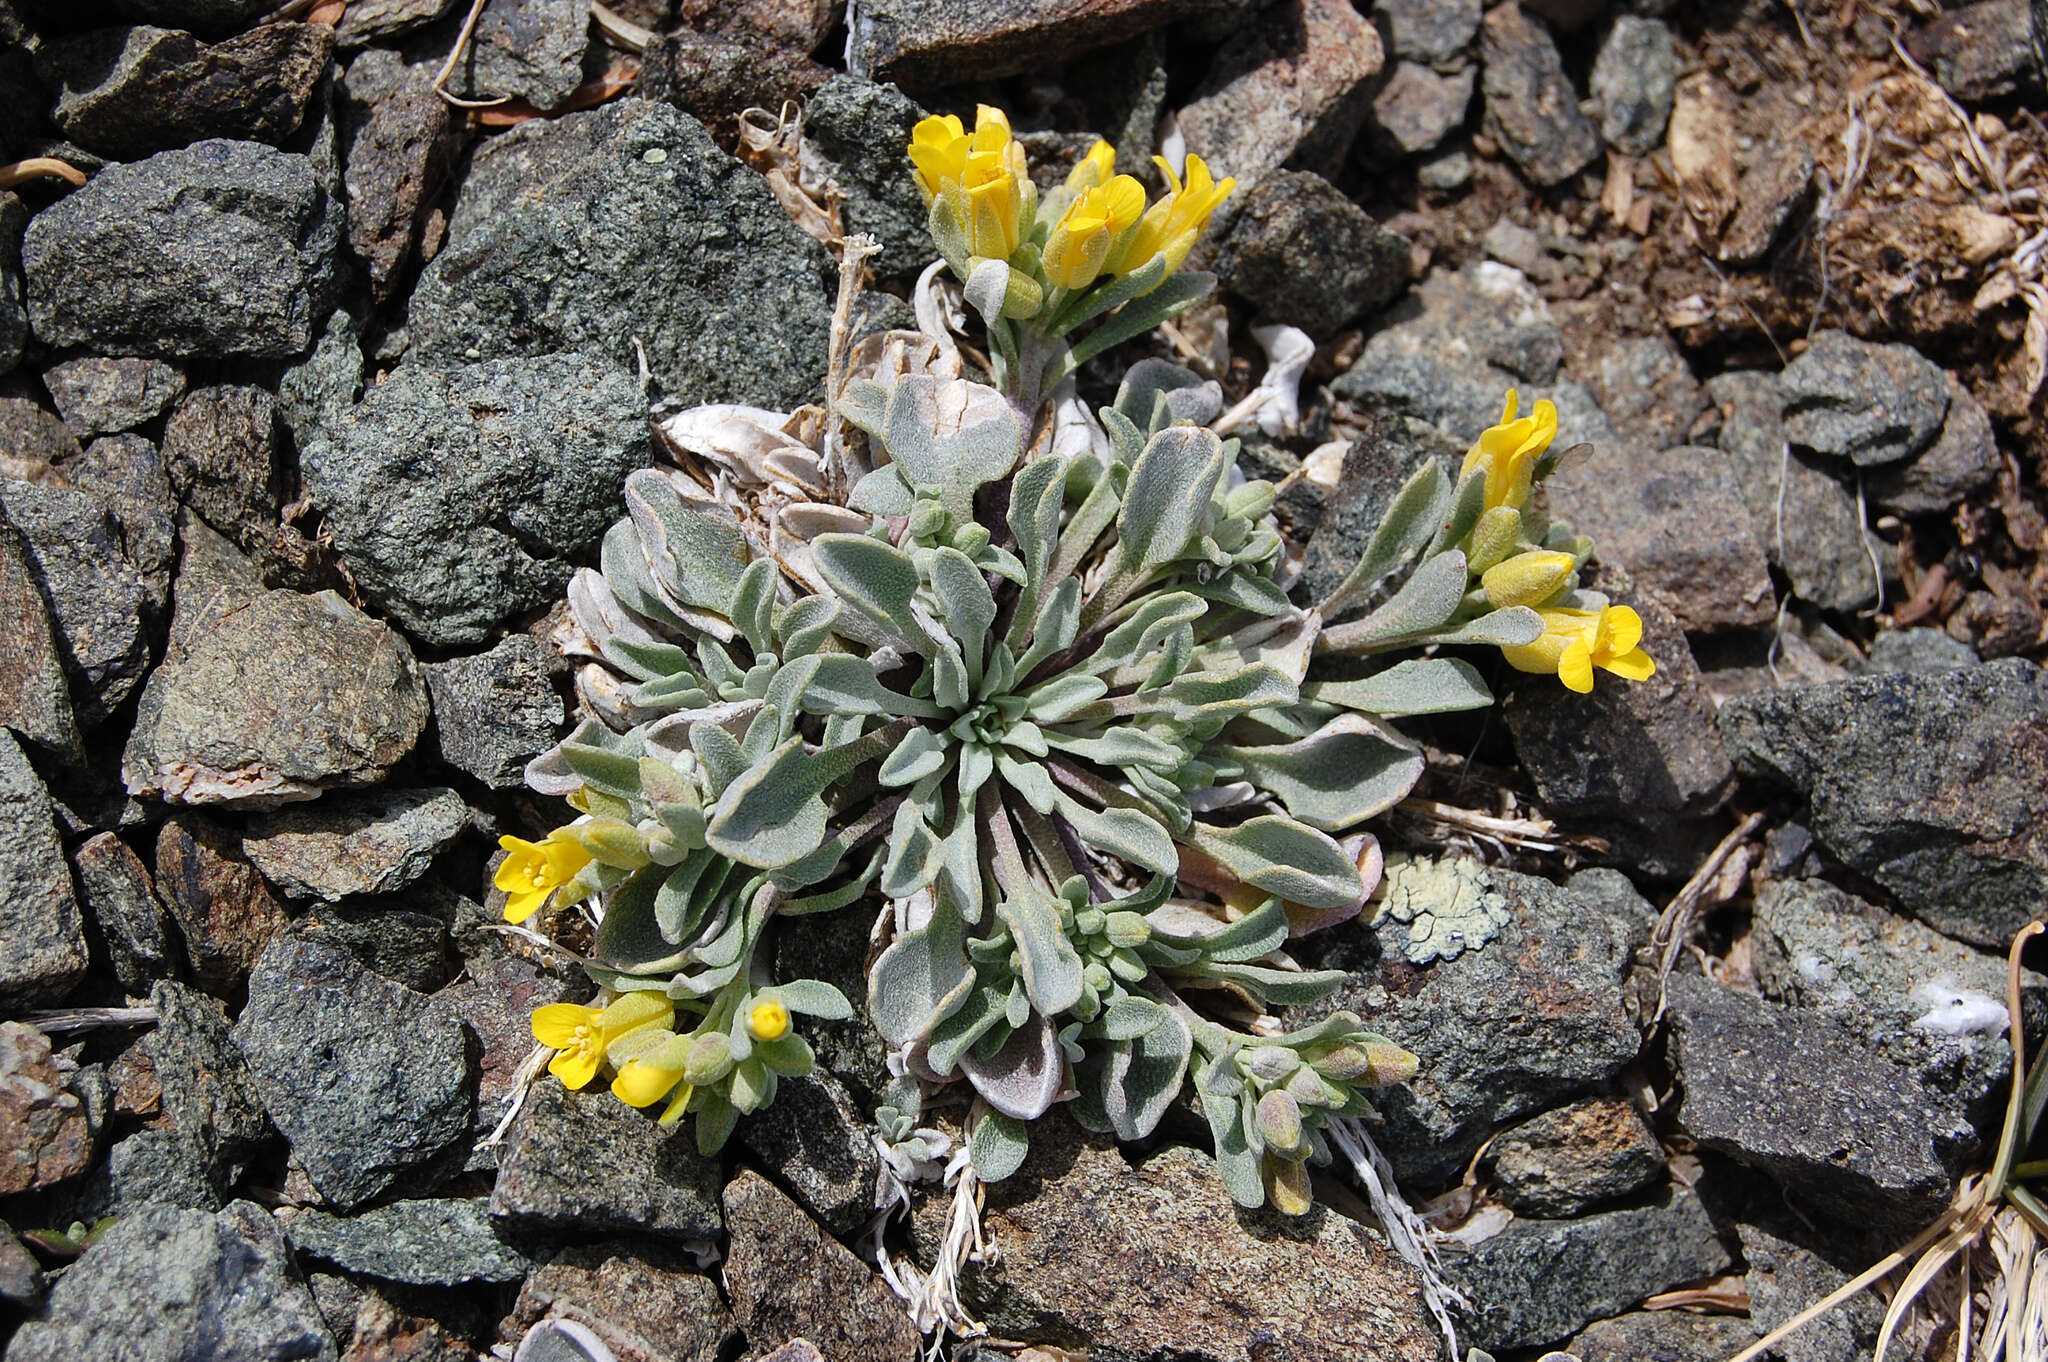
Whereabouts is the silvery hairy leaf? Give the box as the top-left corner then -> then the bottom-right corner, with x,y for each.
1216,715 -> 1425,832
1096,1005 -> 1191,1141
880,375 -> 1022,518
961,1011 -> 1064,1121
1185,816 -> 1364,910
703,737 -> 829,868
969,1110 -> 1031,1182
1305,657 -> 1494,717
1115,426 -> 1227,579
1320,459 -> 1449,618
868,910 -> 973,1047
1323,550 -> 1471,651
995,885 -> 1085,1016
623,470 -> 750,617
1115,358 -> 1222,435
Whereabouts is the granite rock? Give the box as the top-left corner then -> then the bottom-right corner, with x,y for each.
1738,1220 -> 1883,1362
74,830 -> 176,993
423,635 -> 563,789
286,1199 -> 527,1286
1369,60 -> 1474,157
154,815 -> 291,994
0,1021 -> 93,1194
1375,0 -> 1480,63
41,356 -> 186,436
338,47 -> 465,304
147,979 -> 273,1191
437,0 -> 592,111
1216,170 -> 1411,337
490,1077 -> 722,1243
0,732 -> 89,1008
1589,15 -> 1676,156
1569,1310 -> 1761,1362
1481,3 -> 1601,186
636,29 -> 829,148
503,1241 -> 736,1362
1867,626 -> 1980,673
0,192 -> 23,373
1780,329 -> 1950,468
801,75 -> 931,280
242,787 -> 468,901
735,1069 -> 881,1234
435,951 -> 583,1161
1486,1098 -> 1665,1218
160,384 -> 284,554
1867,373 -> 2001,516
847,0 -> 1247,84
0,502 -> 80,758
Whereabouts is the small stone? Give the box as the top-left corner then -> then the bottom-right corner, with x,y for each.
0,733 -> 88,1009
0,1221 -> 44,1309
1375,0 -> 1480,63
334,0 -> 457,44
160,384 -> 285,554
0,1021 -> 93,1193
1480,3 -> 1601,187
154,816 -> 291,994
424,635 -> 565,789
308,354 -> 648,648
1719,657 -> 2048,948
1667,972 -> 1974,1228
1738,1221 -> 1883,1362
1867,373 -> 2000,515
0,504 -> 81,758
1295,864 -> 1648,1186
637,30 -> 829,147
736,1070 -> 882,1234
503,1240 -> 736,1362
41,356 -> 186,436
848,0 -> 1226,84
43,23 -> 334,161
1589,334 -> 1705,454
1417,146 -> 1473,190
287,1199 -> 527,1286
23,139 -> 342,360
0,388 -> 85,482
242,787 -> 468,901
1369,60 -> 1475,157
1546,443 -> 1777,631
802,76 -> 930,280
124,519 -> 430,807
148,979 -> 273,1191
774,900 -> 890,1103
1486,1098 -> 1665,1218
1590,16 -> 1675,156
338,48 -> 465,305
410,100 -> 829,409
1780,329 -> 1950,467
236,933 -> 475,1210
1913,0 -> 2036,103
74,831 -> 175,994
5,1202 -> 338,1362
339,1297 -> 475,1362
1217,170 -> 1410,337
932,1119 -> 1440,1359
1709,369 -> 1882,614
1868,626 -> 1980,673
1444,1186 -> 1731,1353
1570,1310 -> 1761,1362
725,1168 -> 945,1362
439,0 -> 592,112
1719,139 -> 1815,266
490,1078 -> 723,1243
1298,411 -> 1461,608
68,430 -> 179,579
1177,0 -> 1384,198
297,904 -> 452,994
0,479 -> 170,727
80,1127 -> 225,1217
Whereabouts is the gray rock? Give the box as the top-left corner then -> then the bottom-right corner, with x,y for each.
773,895 -> 890,1103
333,0 -> 457,44
1486,1098 -> 1665,1218
410,100 -> 830,410
1546,443 -> 1777,631
1590,16 -> 1675,156
1570,1310 -> 1761,1362
924,1119 -> 1439,1360
338,47 -> 465,305
0,1021 -> 93,1194
846,0 -> 1243,84
295,903 -> 452,994
23,139 -> 341,359
74,831 -> 176,993
1332,261 -> 1562,442
1589,334 -> 1704,454
1867,626 -> 1980,673
1480,3 -> 1601,187
308,353 -> 648,648
1914,0 -> 2036,103
285,1198 -> 527,1285
439,0 -> 592,111
1709,369 -> 1882,613
1295,863 -> 1649,1186
1738,1220 -> 1883,1362
0,503 -> 81,758
41,356 -> 186,436
242,787 -> 467,901
1720,139 -> 1815,266
1370,60 -> 1474,157
435,952 -> 583,1163
275,308 -> 363,460
506,1240 -> 736,1362
676,0 -> 838,48
637,30 -> 830,147
148,979 -> 273,1190
154,815 -> 291,995
1666,972 -> 1975,1228
1867,373 -> 2000,515
160,383 -> 284,554
735,1069 -> 881,1235
423,635 -> 564,788
0,389 -> 85,482
1718,657 -> 2048,948
124,519 -> 429,808
1299,411 -> 1461,609
68,430 -> 179,575
44,23 -> 333,162
4,1202 -> 337,1362
1376,0 -> 1480,63
1176,0 -> 1384,200
0,1221 -> 45,1308
234,932 -> 475,1210
82,1128 -> 231,1214
1780,329 -> 1950,467
490,1076 -> 723,1243
0,479 -> 169,727
1217,170 -> 1410,337
0,732 -> 88,1009
1443,1186 -> 1731,1353
0,192 -> 23,374
802,75 -> 930,280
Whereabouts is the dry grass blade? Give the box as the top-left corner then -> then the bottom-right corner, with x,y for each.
1650,810 -> 1765,1024
0,157 -> 87,190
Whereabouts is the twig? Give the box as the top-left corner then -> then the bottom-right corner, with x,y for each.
1854,467 -> 1887,616
588,0 -> 651,51
824,233 -> 882,500
0,157 -> 87,190
431,0 -> 512,110
1650,810 -> 1766,1024
21,1006 -> 158,1033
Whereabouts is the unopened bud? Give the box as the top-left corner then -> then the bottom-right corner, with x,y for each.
684,1031 -> 734,1085
1255,1088 -> 1305,1156
1265,1154 -> 1313,1216
1242,1045 -> 1301,1083
1465,505 -> 1524,572
1482,550 -> 1576,610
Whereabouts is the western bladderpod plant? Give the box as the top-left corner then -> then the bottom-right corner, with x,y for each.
502,105 -> 1654,1218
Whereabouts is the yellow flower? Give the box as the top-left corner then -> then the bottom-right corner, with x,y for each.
1480,550 -> 1576,610
1500,605 -> 1657,693
960,151 -> 1026,259
909,105 -> 1018,202
1042,174 -> 1146,289
530,992 -> 673,1090
1105,153 -> 1236,279
1064,139 -> 1116,193
747,996 -> 791,1043
611,1055 -> 685,1108
494,829 -> 592,924
1460,390 -> 1558,514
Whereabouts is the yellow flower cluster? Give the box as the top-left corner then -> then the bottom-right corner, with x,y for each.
910,105 -> 1032,261
529,989 -> 803,1126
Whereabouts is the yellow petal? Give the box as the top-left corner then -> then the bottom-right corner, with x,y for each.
748,997 -> 792,1042
1601,647 -> 1657,682
611,1059 -> 684,1108
1600,605 -> 1644,656
549,1047 -> 601,1090
1558,638 -> 1596,693
502,886 -> 548,924
531,1003 -> 597,1048
657,1081 -> 695,1127
1101,174 -> 1147,231
1498,389 -> 1521,425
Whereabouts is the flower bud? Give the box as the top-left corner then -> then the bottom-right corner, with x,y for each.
611,1056 -> 684,1108
1465,505 -> 1523,572
747,996 -> 792,1043
1481,550 -> 1576,610
1242,1045 -> 1301,1083
683,1030 -> 734,1085
1255,1088 -> 1305,1156
1265,1154 -> 1313,1216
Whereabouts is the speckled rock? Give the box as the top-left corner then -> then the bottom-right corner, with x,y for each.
847,0 -> 1249,84
1481,3 -> 1601,186
242,787 -> 468,901
1569,1310 -> 1761,1362
724,1168 -> 923,1362
0,732 -> 89,1009
1217,170 -> 1411,336
735,1069 -> 881,1234
159,384 -> 284,555
286,1199 -> 527,1286
1486,1098 -> 1665,1218
423,635 -> 564,789
802,76 -> 930,279
1589,16 -> 1676,156
1376,0 -> 1480,63
0,1021 -> 93,1194
0,506 -> 80,760
154,815 -> 291,995
503,1241 -> 736,1362
437,0 -> 593,111
490,1078 -> 722,1243
74,830 -> 177,993
146,979 -> 273,1191
41,356 -> 186,436
1867,373 -> 2001,516
338,48 -> 466,305
1780,329 -> 1950,467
